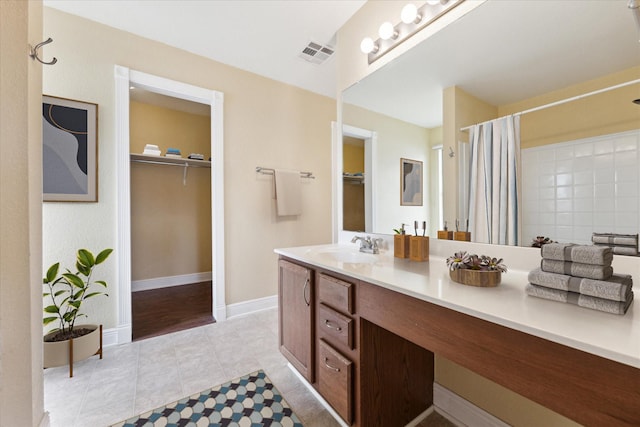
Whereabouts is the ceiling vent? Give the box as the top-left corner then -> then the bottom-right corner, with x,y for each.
298,41 -> 335,65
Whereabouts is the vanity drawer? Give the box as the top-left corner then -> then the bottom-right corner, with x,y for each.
318,339 -> 353,424
318,273 -> 354,314
318,303 -> 353,350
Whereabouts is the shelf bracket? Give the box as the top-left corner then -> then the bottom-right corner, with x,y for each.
183,163 -> 189,186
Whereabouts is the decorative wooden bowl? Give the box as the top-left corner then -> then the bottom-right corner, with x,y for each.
449,269 -> 501,287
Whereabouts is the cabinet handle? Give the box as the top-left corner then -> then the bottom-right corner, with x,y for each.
324,319 -> 342,332
323,357 -> 340,372
302,277 -> 310,307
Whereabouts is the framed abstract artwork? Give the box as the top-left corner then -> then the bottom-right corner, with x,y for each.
42,95 -> 98,202
400,158 -> 423,206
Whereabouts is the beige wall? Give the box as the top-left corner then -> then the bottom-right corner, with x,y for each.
436,358 -> 579,427
43,7 -> 335,327
130,102 -> 212,281
500,66 -> 640,149
0,1 -> 45,425
342,139 -> 364,173
130,100 -> 211,158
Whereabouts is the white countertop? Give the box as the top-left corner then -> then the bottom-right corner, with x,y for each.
275,243 -> 640,369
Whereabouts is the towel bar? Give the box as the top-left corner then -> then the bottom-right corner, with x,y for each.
256,166 -> 315,179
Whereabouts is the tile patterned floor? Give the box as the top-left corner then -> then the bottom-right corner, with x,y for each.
44,308 -> 339,427
111,370 -> 303,427
44,308 -> 455,427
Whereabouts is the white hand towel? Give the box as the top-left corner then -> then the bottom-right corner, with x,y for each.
275,169 -> 302,216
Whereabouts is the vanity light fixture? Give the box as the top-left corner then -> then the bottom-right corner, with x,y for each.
362,0 -> 462,64
360,37 -> 379,54
401,4 -> 422,24
379,22 -> 399,40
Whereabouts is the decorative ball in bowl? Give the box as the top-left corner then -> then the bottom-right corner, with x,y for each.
446,252 -> 507,287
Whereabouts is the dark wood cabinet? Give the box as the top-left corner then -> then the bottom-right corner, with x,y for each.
278,259 -> 314,382
278,257 -> 433,427
278,254 -> 640,427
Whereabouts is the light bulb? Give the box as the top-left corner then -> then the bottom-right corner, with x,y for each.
401,4 -> 421,24
360,37 -> 377,54
378,22 -> 397,40
426,0 -> 440,5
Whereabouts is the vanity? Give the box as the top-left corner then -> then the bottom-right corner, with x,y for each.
276,242 -> 640,427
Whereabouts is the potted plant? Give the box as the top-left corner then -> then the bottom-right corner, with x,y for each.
446,251 -> 507,287
42,248 -> 113,376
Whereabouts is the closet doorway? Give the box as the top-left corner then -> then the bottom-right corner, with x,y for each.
129,89 -> 213,340
114,66 -> 225,345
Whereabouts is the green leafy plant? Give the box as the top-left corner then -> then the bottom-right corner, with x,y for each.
42,248 -> 113,341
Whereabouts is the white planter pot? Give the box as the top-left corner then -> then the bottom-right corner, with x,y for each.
43,324 -> 102,371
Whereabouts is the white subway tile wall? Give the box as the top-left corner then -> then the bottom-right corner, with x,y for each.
521,130 -> 640,246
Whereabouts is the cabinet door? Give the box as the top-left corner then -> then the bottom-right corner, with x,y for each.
279,259 -> 314,382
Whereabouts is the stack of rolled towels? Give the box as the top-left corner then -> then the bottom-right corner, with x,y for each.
526,242 -> 634,315
592,232 -> 639,256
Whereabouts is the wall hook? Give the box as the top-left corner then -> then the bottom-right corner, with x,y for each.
29,38 -> 57,65
449,147 -> 455,158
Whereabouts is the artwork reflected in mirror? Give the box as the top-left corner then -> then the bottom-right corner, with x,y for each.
401,158 -> 423,206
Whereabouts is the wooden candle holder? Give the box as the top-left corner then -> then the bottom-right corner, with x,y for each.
394,234 -> 411,258
454,231 -> 471,242
437,230 -> 453,240
409,236 -> 429,262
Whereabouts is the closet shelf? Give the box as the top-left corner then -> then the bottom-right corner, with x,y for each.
343,175 -> 364,184
130,153 -> 211,168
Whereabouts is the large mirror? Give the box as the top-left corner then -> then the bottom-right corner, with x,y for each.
341,0 -> 640,247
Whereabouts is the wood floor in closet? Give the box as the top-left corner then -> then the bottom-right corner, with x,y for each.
132,281 -> 214,341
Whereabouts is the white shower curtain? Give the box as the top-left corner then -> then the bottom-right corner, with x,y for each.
467,115 -> 521,245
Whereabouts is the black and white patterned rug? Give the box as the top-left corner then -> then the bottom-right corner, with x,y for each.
112,370 -> 303,427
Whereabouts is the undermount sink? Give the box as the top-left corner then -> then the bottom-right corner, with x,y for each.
308,246 -> 379,264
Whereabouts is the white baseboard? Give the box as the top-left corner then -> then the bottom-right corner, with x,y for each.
405,407 -> 435,427
131,272 -> 212,292
287,362 -> 508,427
102,323 -> 130,347
434,382 -> 510,427
215,304 -> 227,322
226,295 -> 277,319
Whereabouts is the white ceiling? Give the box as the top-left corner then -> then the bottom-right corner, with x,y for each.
43,0 -> 367,99
344,0 -> 640,127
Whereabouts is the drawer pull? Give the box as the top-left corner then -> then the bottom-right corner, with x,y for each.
324,319 -> 342,332
302,277 -> 310,307
323,357 -> 341,372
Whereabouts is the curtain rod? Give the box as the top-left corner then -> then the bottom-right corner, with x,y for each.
459,78 -> 640,132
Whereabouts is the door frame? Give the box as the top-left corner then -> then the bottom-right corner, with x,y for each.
332,121 -> 377,243
114,65 -> 226,344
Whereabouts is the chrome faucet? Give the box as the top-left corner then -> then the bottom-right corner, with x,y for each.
351,235 -> 382,254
